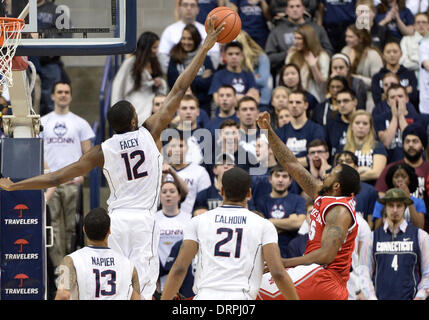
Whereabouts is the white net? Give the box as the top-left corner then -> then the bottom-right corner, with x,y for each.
0,18 -> 25,88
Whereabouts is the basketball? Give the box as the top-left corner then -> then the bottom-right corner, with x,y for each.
205,7 -> 241,44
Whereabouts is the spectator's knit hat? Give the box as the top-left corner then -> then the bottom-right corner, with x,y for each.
377,188 -> 413,206
402,122 -> 428,149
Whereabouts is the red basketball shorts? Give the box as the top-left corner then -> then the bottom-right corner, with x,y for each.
257,264 -> 348,300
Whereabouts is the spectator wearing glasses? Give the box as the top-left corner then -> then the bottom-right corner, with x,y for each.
307,139 -> 331,182
326,89 -> 359,158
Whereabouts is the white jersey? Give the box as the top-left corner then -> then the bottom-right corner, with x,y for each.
184,205 -> 278,299
68,246 -> 135,300
101,126 -> 163,211
165,163 -> 211,215
155,210 -> 191,267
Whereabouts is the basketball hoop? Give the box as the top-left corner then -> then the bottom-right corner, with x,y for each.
0,17 -> 26,87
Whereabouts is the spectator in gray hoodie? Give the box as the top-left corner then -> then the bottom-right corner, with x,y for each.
265,0 -> 333,77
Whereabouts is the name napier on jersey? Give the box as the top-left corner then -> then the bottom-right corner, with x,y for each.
92,257 -> 116,267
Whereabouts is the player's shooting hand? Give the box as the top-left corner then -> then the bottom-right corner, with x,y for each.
204,16 -> 225,50
0,177 -> 14,191
257,112 -> 271,130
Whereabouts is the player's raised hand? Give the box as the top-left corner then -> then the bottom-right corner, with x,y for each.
0,177 -> 14,191
204,16 -> 225,49
257,112 -> 271,130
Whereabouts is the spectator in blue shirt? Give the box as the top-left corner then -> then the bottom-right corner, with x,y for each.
374,83 -> 421,163
358,187 -> 429,300
275,90 -> 326,168
255,165 -> 307,257
343,109 -> 388,184
375,0 -> 414,40
236,30 -> 273,107
167,23 -> 215,115
371,39 -> 418,107
229,0 -> 272,48
312,75 -> 348,126
316,0 -> 358,54
193,153 -> 235,215
209,42 -> 260,105
205,85 -> 240,136
174,0 -> 227,24
326,88 -> 358,158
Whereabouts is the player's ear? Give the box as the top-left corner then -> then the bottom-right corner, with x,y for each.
220,186 -> 225,198
246,188 -> 252,201
333,181 -> 341,194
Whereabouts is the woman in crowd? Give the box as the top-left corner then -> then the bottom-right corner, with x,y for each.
372,162 -> 426,230
341,25 -> 384,112
156,180 -> 190,295
269,86 -> 289,129
167,24 -> 215,115
312,75 -> 349,126
375,0 -> 415,40
236,30 -> 272,107
285,24 -> 330,104
111,31 -> 167,125
344,110 -> 387,184
277,107 -> 292,129
329,52 -> 367,109
278,63 -> 319,115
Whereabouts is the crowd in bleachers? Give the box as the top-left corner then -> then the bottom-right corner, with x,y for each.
122,0 -> 429,300
2,0 -> 427,300
0,0 -> 424,301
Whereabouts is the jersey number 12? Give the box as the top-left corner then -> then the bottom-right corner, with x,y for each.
121,150 -> 148,181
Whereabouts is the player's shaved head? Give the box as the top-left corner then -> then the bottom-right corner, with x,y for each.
108,100 -> 136,134
83,207 -> 110,241
221,167 -> 251,202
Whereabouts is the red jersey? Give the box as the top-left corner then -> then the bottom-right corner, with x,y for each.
304,196 -> 358,281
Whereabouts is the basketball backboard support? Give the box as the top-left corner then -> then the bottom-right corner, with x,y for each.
2,0 -> 137,56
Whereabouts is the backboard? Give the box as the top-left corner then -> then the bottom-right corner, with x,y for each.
1,0 -> 137,56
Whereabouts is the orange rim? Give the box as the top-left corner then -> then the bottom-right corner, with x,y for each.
0,17 -> 25,46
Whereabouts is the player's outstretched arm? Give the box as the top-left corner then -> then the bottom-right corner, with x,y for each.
55,256 -> 78,300
0,145 -> 104,191
262,243 -> 299,300
161,240 -> 198,300
144,17 -> 225,142
256,112 -> 322,199
283,205 -> 352,268
130,267 -> 141,300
